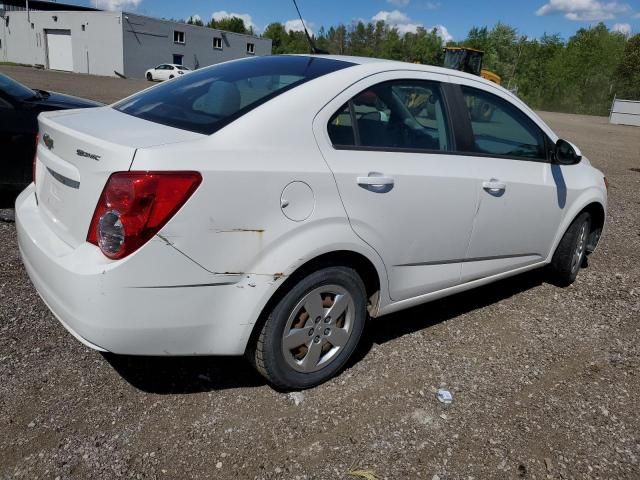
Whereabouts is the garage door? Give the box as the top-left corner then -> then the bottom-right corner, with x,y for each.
46,30 -> 73,72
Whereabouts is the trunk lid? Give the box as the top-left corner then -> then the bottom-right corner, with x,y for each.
35,107 -> 203,248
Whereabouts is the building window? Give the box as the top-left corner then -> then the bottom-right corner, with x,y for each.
81,24 -> 86,31
173,54 -> 183,65
174,30 -> 185,44
213,37 -> 222,50
246,42 -> 255,55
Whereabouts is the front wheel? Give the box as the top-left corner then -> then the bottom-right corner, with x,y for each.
250,267 -> 367,390
146,72 -> 153,81
548,212 -> 591,286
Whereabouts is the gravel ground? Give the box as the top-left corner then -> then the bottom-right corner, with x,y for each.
1,70 -> 640,479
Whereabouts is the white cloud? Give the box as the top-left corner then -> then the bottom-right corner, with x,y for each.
284,18 -> 315,36
94,0 -> 141,11
371,10 -> 452,40
612,22 -> 632,35
536,0 -> 630,21
211,10 -> 258,32
372,10 -> 420,33
387,0 -> 411,6
432,24 -> 453,42
373,10 -> 412,25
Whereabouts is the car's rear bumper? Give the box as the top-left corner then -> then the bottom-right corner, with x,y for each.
15,185 -> 266,356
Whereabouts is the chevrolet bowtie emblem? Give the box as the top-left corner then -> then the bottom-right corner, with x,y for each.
43,133 -> 54,150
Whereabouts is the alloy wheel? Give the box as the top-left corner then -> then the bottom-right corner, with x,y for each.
281,285 -> 355,373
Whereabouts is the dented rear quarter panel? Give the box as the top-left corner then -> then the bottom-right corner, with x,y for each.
129,72 -> 391,322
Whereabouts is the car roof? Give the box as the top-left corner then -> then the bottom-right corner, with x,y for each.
289,54 -> 517,101
306,54 -> 482,81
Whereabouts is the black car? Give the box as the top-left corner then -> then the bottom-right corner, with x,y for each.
0,73 -> 103,193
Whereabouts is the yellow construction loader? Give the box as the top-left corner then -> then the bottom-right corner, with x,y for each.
443,47 -> 501,121
443,47 -> 502,85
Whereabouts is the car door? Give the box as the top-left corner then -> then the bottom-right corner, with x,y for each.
450,82 -> 564,282
313,72 -> 481,301
159,65 -> 170,80
152,65 -> 165,80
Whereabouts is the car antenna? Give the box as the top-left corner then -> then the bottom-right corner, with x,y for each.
292,0 -> 328,54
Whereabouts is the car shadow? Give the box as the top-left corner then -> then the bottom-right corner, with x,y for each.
105,268 -> 548,394
0,189 -> 19,209
349,268 -> 548,367
103,353 -> 267,393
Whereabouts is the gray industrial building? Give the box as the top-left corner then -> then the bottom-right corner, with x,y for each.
0,0 -> 272,78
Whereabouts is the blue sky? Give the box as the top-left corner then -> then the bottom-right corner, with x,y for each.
78,0 -> 640,41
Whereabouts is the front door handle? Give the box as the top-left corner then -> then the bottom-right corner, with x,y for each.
357,173 -> 395,193
482,179 -> 506,194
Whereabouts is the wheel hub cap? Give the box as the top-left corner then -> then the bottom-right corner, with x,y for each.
281,285 -> 355,373
571,223 -> 588,274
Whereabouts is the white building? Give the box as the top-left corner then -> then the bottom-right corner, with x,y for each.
0,0 -> 272,78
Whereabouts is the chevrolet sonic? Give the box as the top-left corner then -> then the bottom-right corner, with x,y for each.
16,55 -> 607,389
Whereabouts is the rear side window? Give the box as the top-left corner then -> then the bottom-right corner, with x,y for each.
328,80 -> 450,152
461,86 -> 546,160
115,56 -> 354,135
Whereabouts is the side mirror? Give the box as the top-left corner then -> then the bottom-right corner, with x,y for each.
554,139 -> 582,165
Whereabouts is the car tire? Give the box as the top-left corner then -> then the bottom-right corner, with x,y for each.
146,72 -> 153,81
548,212 -> 591,286
250,267 -> 367,390
169,75 -> 174,79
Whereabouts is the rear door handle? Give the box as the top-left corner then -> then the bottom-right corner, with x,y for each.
357,173 -> 395,193
482,179 -> 506,194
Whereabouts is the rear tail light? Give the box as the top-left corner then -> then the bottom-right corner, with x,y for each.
87,171 -> 202,259
33,132 -> 39,185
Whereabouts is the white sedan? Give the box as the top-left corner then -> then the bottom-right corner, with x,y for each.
145,63 -> 190,82
17,55 -> 607,390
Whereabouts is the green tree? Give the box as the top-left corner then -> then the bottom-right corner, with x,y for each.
208,16 -> 247,34
186,16 -> 203,27
614,34 -> 640,100
263,22 -> 289,54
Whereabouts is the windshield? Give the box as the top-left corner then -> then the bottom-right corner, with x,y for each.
115,56 -> 354,135
0,73 -> 37,100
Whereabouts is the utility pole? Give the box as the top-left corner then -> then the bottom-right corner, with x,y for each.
26,0 -> 30,23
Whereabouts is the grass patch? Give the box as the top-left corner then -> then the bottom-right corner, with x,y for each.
0,62 -> 33,67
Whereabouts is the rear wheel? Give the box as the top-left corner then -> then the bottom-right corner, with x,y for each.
250,267 -> 367,390
548,212 -> 591,286
146,72 -> 153,81
169,75 -> 174,79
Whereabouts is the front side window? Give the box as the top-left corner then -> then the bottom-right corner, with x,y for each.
115,56 -> 354,135
174,31 -> 185,44
461,86 -> 546,160
328,80 -> 450,152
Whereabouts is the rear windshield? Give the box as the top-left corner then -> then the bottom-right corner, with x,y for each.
114,56 -> 354,135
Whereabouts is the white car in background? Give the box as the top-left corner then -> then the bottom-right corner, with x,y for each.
17,55 -> 607,390
145,63 -> 191,82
